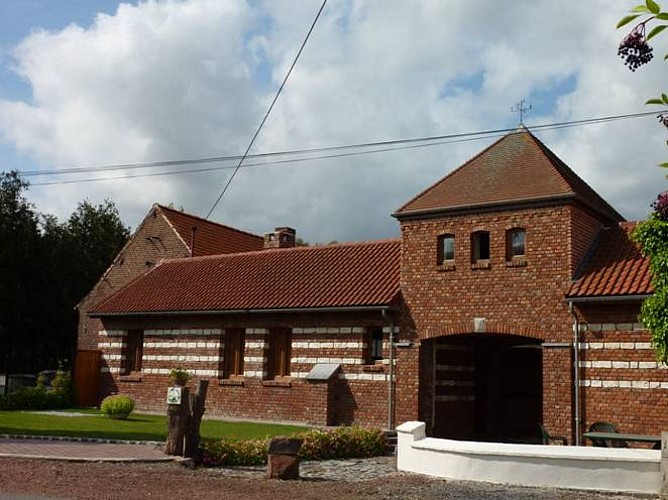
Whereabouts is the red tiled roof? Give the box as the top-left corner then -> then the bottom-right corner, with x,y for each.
159,205 -> 263,256
90,239 -> 401,315
394,129 -> 623,222
568,222 -> 653,298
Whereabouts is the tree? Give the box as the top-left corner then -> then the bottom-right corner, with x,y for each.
617,2 -> 668,361
0,172 -> 41,372
65,199 -> 130,299
0,172 -> 130,373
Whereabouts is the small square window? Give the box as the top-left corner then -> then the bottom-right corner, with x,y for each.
366,329 -> 384,363
471,231 -> 490,263
437,234 -> 455,265
221,328 -> 245,378
124,330 -> 144,374
507,229 -> 526,259
267,329 -> 291,379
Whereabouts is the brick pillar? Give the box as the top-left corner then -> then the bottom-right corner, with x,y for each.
394,345 -> 421,428
542,344 -> 574,443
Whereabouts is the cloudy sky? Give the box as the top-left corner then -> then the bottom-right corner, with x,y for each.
0,0 -> 665,243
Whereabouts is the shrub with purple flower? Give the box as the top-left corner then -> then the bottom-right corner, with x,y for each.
652,191 -> 668,221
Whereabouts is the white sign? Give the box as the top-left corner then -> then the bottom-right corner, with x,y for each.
167,386 -> 182,405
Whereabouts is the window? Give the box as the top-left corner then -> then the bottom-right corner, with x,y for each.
124,330 -> 144,374
471,231 -> 490,262
267,329 -> 291,378
437,234 -> 455,265
366,329 -> 384,363
222,328 -> 245,378
507,228 -> 526,259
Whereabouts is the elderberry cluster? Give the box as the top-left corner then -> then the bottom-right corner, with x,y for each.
658,113 -> 668,129
618,29 -> 654,71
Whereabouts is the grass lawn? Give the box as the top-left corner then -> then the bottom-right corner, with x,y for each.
0,409 -> 308,442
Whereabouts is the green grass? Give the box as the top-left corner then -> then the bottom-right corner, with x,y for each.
0,409 -> 308,442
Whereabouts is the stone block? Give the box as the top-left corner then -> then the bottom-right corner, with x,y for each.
267,437 -> 303,456
267,454 -> 300,480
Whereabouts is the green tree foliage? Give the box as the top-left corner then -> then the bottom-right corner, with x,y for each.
0,171 -> 129,373
632,195 -> 668,362
618,2 -> 668,361
0,172 -> 41,373
65,199 -> 130,297
617,0 -> 668,168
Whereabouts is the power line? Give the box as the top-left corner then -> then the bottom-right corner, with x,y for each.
26,110 -> 659,187
204,0 -> 328,219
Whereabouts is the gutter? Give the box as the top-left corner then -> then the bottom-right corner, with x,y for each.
382,308 -> 395,431
565,294 -> 650,304
568,301 -> 581,446
89,304 -> 392,318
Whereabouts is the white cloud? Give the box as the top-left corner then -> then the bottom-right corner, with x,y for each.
0,0 -> 664,241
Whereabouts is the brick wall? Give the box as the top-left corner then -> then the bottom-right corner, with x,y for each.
77,206 -> 190,351
575,301 -> 668,439
96,309 -> 412,428
398,202 -> 608,439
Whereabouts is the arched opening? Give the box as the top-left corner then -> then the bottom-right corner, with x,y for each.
432,333 -> 542,443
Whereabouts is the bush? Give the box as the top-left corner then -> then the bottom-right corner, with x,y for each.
297,426 -> 387,460
0,385 -> 72,411
201,426 -> 387,466
201,437 -> 268,466
100,394 -> 135,419
50,369 -> 74,406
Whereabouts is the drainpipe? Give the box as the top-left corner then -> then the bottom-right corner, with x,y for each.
382,308 -> 395,431
569,301 -> 581,446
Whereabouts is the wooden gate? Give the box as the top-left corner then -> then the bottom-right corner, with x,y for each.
74,350 -> 101,407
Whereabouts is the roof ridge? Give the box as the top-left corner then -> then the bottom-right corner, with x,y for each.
393,132 -> 519,216
523,133 -> 624,222
153,238 -> 402,265
157,204 -> 262,241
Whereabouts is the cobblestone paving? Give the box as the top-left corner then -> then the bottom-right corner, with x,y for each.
212,455 -> 398,482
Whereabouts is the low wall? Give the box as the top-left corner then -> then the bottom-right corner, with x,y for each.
396,422 -> 663,494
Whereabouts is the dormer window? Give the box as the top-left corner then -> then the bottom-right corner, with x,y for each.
437,234 -> 455,265
471,231 -> 490,263
506,228 -> 526,259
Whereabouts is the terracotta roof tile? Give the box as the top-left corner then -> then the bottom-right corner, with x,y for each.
159,205 -> 263,256
90,239 -> 400,315
568,222 -> 653,298
394,129 -> 623,222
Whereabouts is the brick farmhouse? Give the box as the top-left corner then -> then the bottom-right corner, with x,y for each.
77,128 -> 658,444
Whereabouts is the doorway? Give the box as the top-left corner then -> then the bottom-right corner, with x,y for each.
432,334 -> 542,443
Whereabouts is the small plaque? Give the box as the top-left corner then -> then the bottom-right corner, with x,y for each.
474,317 -> 486,333
167,386 -> 182,405
305,363 -> 341,381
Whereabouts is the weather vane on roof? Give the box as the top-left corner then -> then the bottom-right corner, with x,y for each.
511,99 -> 532,125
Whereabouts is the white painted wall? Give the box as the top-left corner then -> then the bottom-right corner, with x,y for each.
396,422 -> 661,494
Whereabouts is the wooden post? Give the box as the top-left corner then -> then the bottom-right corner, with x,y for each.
165,386 -> 190,456
184,379 -> 209,459
661,431 -> 668,496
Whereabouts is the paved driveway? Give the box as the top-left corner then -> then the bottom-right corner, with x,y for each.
0,436 -> 171,462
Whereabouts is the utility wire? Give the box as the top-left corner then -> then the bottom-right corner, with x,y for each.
20,110 -> 659,179
204,0 -> 328,219
27,110 -> 660,187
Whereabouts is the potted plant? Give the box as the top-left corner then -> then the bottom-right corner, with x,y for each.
169,368 -> 192,386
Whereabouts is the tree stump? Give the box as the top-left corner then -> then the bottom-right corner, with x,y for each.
165,386 -> 190,456
184,379 -> 209,459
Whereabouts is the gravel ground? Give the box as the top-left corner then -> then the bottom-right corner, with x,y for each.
0,458 -> 659,500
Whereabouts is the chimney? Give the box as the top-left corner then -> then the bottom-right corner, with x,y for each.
264,227 -> 296,249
